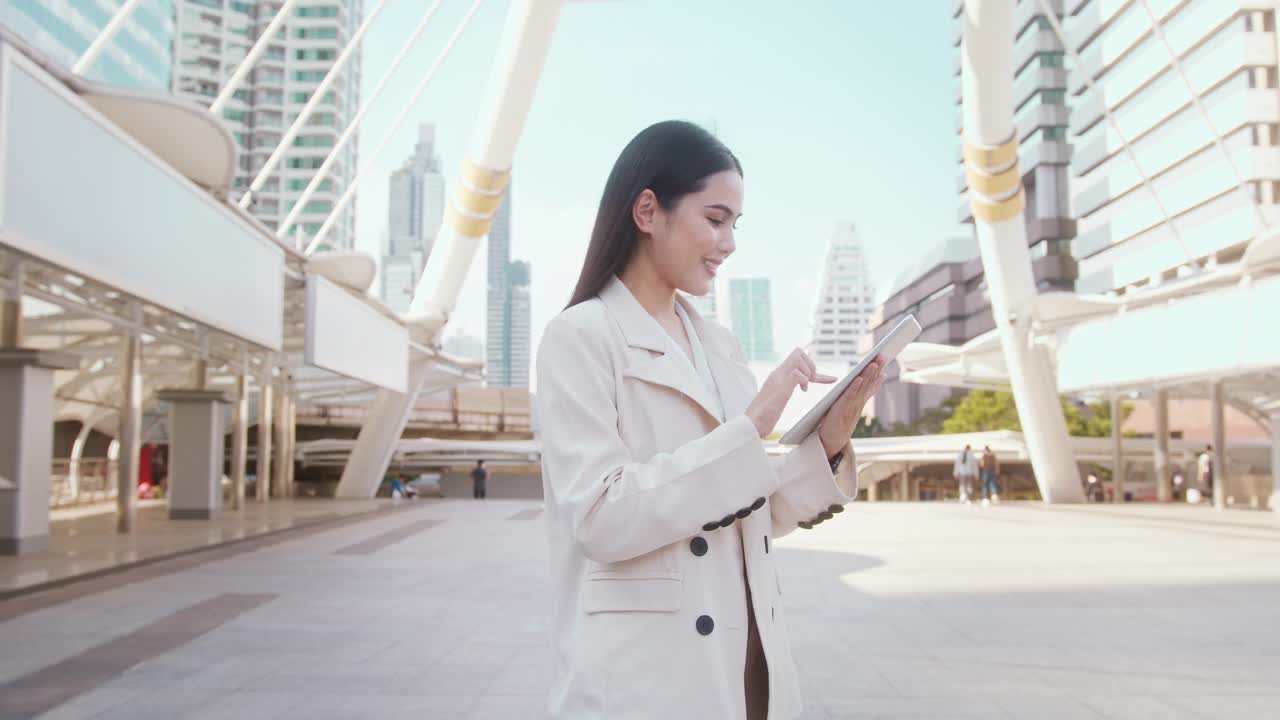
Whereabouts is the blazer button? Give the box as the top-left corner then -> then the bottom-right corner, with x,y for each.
690,536 -> 708,557
798,521 -> 812,530
718,514 -> 736,528
818,510 -> 833,521
696,615 -> 714,636
751,497 -> 765,511
702,521 -> 720,533
829,504 -> 844,513
735,507 -> 752,519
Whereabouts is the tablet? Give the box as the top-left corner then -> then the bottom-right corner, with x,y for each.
778,314 -> 922,446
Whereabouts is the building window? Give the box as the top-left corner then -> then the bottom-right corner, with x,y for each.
1040,89 -> 1066,104
297,6 -> 339,17
294,135 -> 334,148
296,49 -> 336,61
294,70 -> 328,82
1043,126 -> 1068,141
295,27 -> 338,40
223,109 -> 245,121
1038,52 -> 1065,68
288,179 -> 331,191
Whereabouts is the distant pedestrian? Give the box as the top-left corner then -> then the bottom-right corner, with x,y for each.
953,445 -> 979,504
1197,445 -> 1214,498
980,445 -> 1000,504
471,460 -> 488,500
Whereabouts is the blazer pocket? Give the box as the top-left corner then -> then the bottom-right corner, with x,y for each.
583,575 -> 682,614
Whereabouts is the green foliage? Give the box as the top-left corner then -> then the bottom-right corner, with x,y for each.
938,391 -> 1135,437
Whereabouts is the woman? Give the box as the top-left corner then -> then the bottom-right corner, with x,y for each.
535,121 -> 883,719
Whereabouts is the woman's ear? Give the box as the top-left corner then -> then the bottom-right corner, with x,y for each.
632,189 -> 659,235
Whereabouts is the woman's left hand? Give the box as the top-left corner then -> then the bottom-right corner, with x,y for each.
817,359 -> 885,460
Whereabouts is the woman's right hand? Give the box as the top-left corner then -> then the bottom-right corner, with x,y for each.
744,348 -> 836,439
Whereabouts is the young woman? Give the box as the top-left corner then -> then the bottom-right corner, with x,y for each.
535,121 -> 883,719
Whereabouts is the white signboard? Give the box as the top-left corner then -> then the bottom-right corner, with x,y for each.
305,275 -> 409,393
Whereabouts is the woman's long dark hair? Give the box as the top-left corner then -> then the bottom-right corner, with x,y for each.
566,121 -> 742,308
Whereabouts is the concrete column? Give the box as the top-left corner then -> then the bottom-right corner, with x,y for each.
256,377 -> 273,502
0,350 -> 80,554
1,260 -> 22,349
117,333 -> 142,533
1111,392 -> 1125,502
1270,413 -> 1279,513
1210,381 -> 1226,510
272,381 -> 290,498
192,358 -> 208,390
867,477 -> 879,502
158,390 -> 230,519
286,391 -> 297,491
229,373 -> 249,510
899,466 -> 910,502
1154,388 -> 1171,502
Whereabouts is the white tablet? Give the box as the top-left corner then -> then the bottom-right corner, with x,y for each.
778,314 -> 922,446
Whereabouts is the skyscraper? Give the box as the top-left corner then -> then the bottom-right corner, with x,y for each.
0,0 -> 174,91
681,286 -> 718,324
810,223 -> 876,363
483,184 -> 514,386
507,260 -> 532,389
728,278 -> 776,362
383,124 -> 444,313
172,0 -> 362,250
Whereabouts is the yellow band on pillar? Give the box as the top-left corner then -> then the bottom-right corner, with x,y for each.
460,159 -> 511,193
445,204 -> 494,237
962,134 -> 1018,171
454,181 -> 506,216
970,189 -> 1025,223
966,163 -> 1021,197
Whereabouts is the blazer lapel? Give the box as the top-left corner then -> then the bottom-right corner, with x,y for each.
675,293 -> 756,422
599,277 -> 723,424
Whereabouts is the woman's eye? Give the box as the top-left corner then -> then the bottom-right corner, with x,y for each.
709,218 -> 724,227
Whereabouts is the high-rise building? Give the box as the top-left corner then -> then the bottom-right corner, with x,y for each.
810,223 -> 876,363
680,286 -> 718,324
172,0 -> 362,250
507,260 -> 532,389
443,328 -> 484,362
0,0 -> 174,91
872,0 -> 1081,427
486,187 -> 520,387
728,277 -> 776,362
382,124 -> 443,313
1062,1 -> 1278,294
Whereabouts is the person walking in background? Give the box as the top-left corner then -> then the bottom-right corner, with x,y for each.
1197,445 -> 1213,501
980,445 -> 1000,505
954,445 -> 978,504
471,460 -> 488,500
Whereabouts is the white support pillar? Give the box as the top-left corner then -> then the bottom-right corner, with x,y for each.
1154,389 -> 1171,502
1210,381 -> 1226,510
1111,392 -> 1125,502
867,477 -> 879,502
1270,412 -> 1279,513
334,363 -> 432,498
899,466 -> 910,502
256,376 -> 273,502
961,0 -> 1084,503
0,350 -> 79,554
117,332 -> 142,533
158,390 -> 230,519
230,373 -> 249,510
335,0 -> 565,497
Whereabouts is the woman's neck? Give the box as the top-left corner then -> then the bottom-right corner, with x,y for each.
618,261 -> 678,323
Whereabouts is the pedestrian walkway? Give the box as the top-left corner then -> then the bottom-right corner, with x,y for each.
1,500 -> 1277,719
0,498 -> 410,596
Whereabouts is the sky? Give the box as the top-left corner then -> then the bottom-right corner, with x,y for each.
352,0 -> 964,384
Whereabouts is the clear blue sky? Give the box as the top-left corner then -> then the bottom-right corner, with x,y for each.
354,0 -> 964,372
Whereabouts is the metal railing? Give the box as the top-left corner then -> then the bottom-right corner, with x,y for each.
49,458 -> 118,507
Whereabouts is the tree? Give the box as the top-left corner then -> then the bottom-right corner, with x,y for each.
941,390 -> 1022,433
850,416 -> 885,438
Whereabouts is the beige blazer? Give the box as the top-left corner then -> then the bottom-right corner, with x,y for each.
536,276 -> 858,719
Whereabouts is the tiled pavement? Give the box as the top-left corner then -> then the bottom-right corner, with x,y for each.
1,499 -> 1278,719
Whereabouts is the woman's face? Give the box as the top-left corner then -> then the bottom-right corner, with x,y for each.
634,169 -> 743,297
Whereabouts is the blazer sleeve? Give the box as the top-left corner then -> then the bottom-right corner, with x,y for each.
536,316 -> 784,565
767,434 -> 858,540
